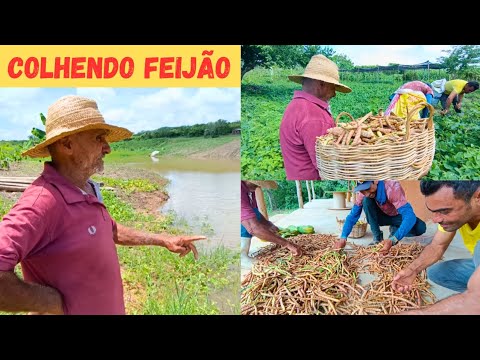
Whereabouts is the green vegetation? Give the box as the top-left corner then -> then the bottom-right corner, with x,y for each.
0,196 -> 14,220
262,180 -> 348,212
109,134 -> 237,161
241,66 -> 480,180
0,141 -> 23,170
136,119 -> 240,139
94,176 -> 162,194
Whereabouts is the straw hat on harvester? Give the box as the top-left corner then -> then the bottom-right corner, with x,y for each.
247,180 -> 278,189
288,54 -> 352,93
22,95 -> 133,158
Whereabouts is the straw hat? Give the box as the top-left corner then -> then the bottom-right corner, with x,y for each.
22,95 -> 133,158
247,180 -> 278,189
288,54 -> 352,93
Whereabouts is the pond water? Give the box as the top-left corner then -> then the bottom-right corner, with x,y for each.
130,156 -> 240,251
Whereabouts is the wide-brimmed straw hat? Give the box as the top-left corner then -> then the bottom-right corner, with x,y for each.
288,54 -> 352,93
248,180 -> 278,189
22,95 -> 133,158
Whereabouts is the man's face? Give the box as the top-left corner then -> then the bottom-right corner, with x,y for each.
425,186 -> 473,232
464,85 -> 477,94
70,129 -> 111,175
360,182 -> 377,198
320,81 -> 336,102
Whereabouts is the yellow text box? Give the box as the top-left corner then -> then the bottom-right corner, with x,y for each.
0,45 -> 240,87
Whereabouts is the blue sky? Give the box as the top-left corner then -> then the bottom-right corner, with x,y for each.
329,45 -> 453,66
0,88 -> 240,140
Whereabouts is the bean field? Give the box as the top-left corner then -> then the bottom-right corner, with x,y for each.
241,67 -> 480,180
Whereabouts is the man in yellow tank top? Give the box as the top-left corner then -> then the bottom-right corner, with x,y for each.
439,79 -> 479,115
392,181 -> 480,314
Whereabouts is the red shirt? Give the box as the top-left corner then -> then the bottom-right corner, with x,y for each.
279,90 -> 334,180
241,181 -> 257,221
0,163 -> 125,315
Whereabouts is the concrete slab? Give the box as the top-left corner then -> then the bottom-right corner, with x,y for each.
241,198 -> 471,303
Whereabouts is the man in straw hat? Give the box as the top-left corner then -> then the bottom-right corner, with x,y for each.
279,54 -> 352,180
241,180 -> 303,269
334,180 -> 426,255
393,181 -> 480,314
0,95 -> 205,315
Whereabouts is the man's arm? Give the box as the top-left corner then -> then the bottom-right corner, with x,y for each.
442,92 -> 458,114
392,203 -> 417,241
256,212 -> 279,233
456,93 -> 465,109
333,204 -> 362,249
0,271 -> 63,314
241,217 -> 302,256
392,230 -> 455,293
399,265 -> 480,314
340,204 -> 363,239
113,223 -> 206,260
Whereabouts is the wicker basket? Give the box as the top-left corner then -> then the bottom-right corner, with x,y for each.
315,103 -> 435,180
336,217 -> 367,238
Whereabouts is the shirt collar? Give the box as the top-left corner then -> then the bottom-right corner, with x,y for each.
40,162 -> 101,205
293,90 -> 331,112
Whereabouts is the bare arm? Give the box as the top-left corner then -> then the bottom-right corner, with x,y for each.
442,92 -> 458,114
392,230 -> 455,292
241,217 -> 302,256
407,230 -> 454,273
0,271 -> 63,314
400,265 -> 480,315
456,93 -> 465,109
113,223 -> 206,260
256,212 -> 279,233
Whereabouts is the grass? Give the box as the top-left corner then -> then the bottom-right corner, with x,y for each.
0,196 -> 15,220
241,66 -> 480,180
108,135 -> 237,161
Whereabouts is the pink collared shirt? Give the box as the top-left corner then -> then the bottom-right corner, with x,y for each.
279,90 -> 335,180
241,181 -> 257,221
355,181 -> 408,216
0,163 -> 125,315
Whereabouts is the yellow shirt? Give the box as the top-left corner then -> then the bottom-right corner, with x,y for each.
438,223 -> 480,254
444,80 -> 467,95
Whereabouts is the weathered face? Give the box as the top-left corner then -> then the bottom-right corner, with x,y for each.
320,81 -> 337,102
69,129 -> 111,175
425,186 -> 473,232
360,182 -> 378,198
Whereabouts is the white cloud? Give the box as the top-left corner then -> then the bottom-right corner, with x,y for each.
0,88 -> 43,105
331,45 -> 454,66
0,88 -> 240,140
76,88 -> 117,102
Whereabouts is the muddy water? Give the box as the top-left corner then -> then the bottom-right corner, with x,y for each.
131,156 -> 240,251
116,155 -> 241,314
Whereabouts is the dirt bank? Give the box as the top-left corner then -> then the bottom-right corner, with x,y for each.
189,138 -> 240,160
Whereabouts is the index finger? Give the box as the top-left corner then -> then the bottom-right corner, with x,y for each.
184,236 -> 207,242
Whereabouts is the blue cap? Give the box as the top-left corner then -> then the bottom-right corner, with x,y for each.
354,181 -> 373,192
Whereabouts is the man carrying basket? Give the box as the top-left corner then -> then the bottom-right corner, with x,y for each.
334,180 -> 426,255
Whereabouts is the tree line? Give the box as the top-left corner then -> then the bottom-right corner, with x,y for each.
241,45 -> 480,81
133,119 -> 240,140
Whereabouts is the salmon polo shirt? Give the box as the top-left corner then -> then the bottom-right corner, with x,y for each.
0,163 -> 125,315
279,90 -> 335,180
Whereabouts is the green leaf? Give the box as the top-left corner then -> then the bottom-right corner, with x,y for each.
40,113 -> 46,126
